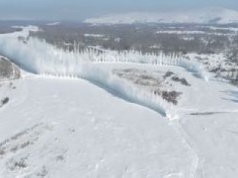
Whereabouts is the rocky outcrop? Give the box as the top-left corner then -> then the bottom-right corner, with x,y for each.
0,57 -> 21,80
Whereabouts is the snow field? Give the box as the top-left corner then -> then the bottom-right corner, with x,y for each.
0,77 -> 194,178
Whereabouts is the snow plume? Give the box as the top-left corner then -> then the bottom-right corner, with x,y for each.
0,37 -> 200,73
178,59 -> 210,82
0,37 -> 180,118
0,37 -> 84,75
0,35 -> 211,118
79,63 -> 178,118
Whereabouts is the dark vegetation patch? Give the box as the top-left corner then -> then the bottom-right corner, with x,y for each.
163,71 -> 190,86
113,68 -> 161,87
8,157 -> 28,171
171,76 -> 191,86
37,166 -> 48,177
162,91 -> 182,105
29,23 -> 238,55
0,24 -> 21,34
190,112 -> 226,116
1,97 -> 9,106
0,124 -> 45,159
114,69 -> 182,105
163,71 -> 174,79
153,90 -> 182,105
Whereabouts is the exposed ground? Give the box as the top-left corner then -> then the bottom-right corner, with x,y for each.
0,57 -> 21,80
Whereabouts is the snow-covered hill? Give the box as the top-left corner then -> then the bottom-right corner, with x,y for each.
0,75 -> 196,178
84,7 -> 238,24
1,63 -> 238,178
0,26 -> 238,178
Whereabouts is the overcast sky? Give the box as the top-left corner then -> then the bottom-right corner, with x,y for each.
0,0 -> 238,20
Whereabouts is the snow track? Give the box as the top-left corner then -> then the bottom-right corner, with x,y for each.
169,120 -> 199,178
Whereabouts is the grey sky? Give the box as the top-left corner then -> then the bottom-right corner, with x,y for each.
0,0 -> 238,20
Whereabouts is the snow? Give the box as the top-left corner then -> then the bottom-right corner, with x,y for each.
184,53 -> 238,80
206,26 -> 238,32
84,34 -> 105,38
0,35 -> 208,81
84,7 -> 238,24
181,113 -> 238,178
156,30 -> 206,35
0,33 -> 210,118
0,77 -> 193,178
156,30 -> 235,36
46,22 -> 61,26
0,26 -> 40,39
0,26 -> 238,178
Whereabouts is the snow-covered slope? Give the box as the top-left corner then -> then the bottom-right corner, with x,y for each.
0,76 -> 196,178
84,7 -> 238,24
1,64 -> 238,178
1,26 -> 238,178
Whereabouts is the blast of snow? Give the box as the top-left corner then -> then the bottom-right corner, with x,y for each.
0,26 -> 211,118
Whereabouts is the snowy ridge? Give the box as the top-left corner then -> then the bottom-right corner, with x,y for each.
85,7 -> 238,24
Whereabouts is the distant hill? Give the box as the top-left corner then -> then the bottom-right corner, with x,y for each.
84,7 -> 238,24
